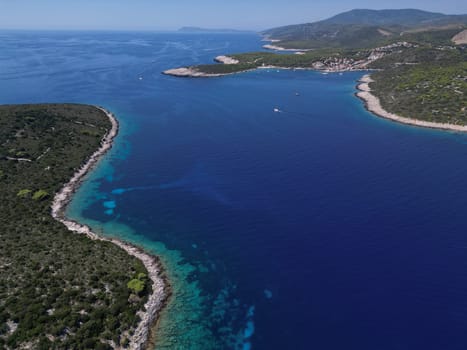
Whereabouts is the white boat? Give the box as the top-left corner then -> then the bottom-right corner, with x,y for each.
273,108 -> 281,113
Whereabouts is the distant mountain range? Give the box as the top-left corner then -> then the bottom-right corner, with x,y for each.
318,9 -> 466,27
178,27 -> 252,33
262,9 -> 467,49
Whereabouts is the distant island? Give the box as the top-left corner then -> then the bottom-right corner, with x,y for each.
178,26 -> 254,33
164,9 -> 467,130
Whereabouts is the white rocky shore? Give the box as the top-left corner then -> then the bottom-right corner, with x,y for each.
261,36 -> 311,52
356,75 -> 467,132
163,55 -> 240,77
162,67 -> 225,77
214,55 -> 239,64
51,107 -> 167,350
262,44 -> 312,52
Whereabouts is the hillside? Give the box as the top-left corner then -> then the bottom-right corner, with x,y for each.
0,104 -> 152,349
368,47 -> 467,124
320,9 -> 464,27
164,8 -> 467,127
262,9 -> 467,49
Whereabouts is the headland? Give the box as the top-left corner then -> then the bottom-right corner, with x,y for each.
51,107 -> 168,349
356,75 -> 467,132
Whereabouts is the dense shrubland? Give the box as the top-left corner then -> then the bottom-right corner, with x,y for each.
0,104 -> 150,349
369,47 -> 467,123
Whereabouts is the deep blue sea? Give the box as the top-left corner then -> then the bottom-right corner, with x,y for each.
2,31 -> 467,349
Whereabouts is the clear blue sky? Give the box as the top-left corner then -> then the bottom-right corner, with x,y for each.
1,0 -> 466,31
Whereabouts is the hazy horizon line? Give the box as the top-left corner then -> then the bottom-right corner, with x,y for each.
0,27 -> 261,33
1,7 -> 465,33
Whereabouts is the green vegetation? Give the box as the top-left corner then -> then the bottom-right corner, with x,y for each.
127,273 -> 147,295
195,62 -> 257,74
269,25 -> 392,50
232,49 -> 366,66
262,9 -> 467,50
181,9 -> 466,125
400,28 -> 465,46
369,48 -> 467,124
32,189 -> 49,201
368,46 -> 465,69
16,189 -> 32,198
190,49 -> 368,75
0,104 -> 151,349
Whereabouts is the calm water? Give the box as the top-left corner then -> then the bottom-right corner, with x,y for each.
2,31 -> 467,349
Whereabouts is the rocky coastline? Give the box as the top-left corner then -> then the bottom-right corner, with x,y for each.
51,106 -> 168,350
262,44 -> 312,52
162,67 -> 227,77
356,75 -> 467,132
162,42 -> 414,77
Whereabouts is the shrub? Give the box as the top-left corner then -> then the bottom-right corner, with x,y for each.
127,279 -> 145,294
32,190 -> 49,201
17,189 -> 32,198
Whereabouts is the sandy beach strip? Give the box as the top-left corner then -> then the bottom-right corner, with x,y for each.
51,106 -> 168,350
356,74 -> 467,132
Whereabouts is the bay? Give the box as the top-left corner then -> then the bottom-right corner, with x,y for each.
2,31 -> 467,349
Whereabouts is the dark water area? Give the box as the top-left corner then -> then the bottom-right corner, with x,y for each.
2,30 -> 467,349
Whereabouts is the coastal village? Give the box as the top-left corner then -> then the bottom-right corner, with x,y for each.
163,42 -> 418,77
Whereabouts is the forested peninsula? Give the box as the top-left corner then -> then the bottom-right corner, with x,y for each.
0,104 -> 166,349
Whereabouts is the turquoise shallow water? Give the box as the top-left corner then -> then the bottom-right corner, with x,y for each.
3,31 -> 467,349
65,113 -> 228,349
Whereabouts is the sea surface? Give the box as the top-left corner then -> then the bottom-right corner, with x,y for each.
2,31 -> 467,349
